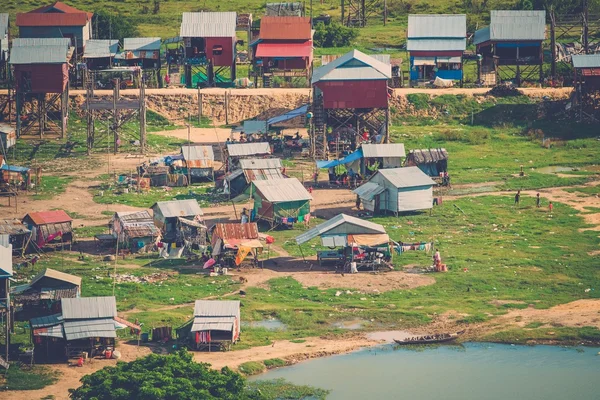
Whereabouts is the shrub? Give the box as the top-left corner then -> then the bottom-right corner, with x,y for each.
238,361 -> 266,376
406,93 -> 430,110
313,22 -> 358,47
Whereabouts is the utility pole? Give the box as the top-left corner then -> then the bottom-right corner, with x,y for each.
187,114 -> 192,187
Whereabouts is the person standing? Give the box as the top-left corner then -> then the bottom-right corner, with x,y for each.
241,208 -> 249,224
514,190 -> 521,206
548,201 -> 553,214
536,193 -> 541,208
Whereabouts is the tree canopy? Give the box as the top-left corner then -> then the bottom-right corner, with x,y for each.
313,22 -> 358,48
93,10 -> 139,42
69,350 -> 262,400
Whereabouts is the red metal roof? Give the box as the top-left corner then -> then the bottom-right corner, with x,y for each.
26,1 -> 93,18
259,16 -> 311,40
25,210 -> 72,225
256,41 -> 312,58
17,13 -> 89,27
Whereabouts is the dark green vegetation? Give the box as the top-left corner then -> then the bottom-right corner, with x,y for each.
313,22 -> 359,48
4,364 -> 61,390
68,350 -> 323,400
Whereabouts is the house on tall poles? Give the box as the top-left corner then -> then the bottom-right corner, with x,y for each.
115,38 -> 162,87
572,54 -> 600,121
474,10 -> 546,86
83,39 -> 119,70
311,50 -> 392,160
16,1 -> 92,55
251,16 -> 313,87
407,14 -> 466,86
180,12 -> 238,87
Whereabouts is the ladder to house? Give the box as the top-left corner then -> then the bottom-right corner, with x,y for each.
311,94 -> 327,160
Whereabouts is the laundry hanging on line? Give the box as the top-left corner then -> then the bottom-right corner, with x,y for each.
392,241 -> 434,255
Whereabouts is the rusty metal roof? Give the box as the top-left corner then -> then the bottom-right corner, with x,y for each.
151,199 -> 204,218
0,219 -> 30,235
213,222 -> 259,241
181,145 -> 215,168
259,16 -> 312,40
239,158 -> 282,170
24,210 -> 72,225
61,296 -> 117,320
252,177 -> 312,203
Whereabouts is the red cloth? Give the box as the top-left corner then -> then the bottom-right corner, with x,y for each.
265,235 -> 275,244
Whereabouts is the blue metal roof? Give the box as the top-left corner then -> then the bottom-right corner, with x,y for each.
1,164 -> 30,173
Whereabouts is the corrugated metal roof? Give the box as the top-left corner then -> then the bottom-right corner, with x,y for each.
213,223 -> 259,241
227,142 -> 272,157
27,1 -> 93,18
572,54 -> 600,68
61,296 -> 117,320
152,199 -> 203,218
63,318 -> 116,340
30,268 -> 81,288
116,210 -> 153,222
181,145 -> 215,161
191,316 -> 235,332
353,182 -> 385,201
83,39 -> 119,58
12,38 -> 71,47
407,38 -> 466,51
243,120 -> 268,134
24,210 -> 72,225
30,313 -> 64,328
407,148 -> 448,163
259,16 -> 311,40
180,12 -> 237,38
0,219 -> 30,235
33,323 -> 64,338
239,158 -> 282,170
256,41 -> 312,58
312,49 -> 391,84
474,10 -> 546,45
407,14 -> 466,38
296,214 -> 386,245
123,37 -> 161,51
253,177 -> 312,203
378,167 -> 436,188
16,12 -> 89,27
194,300 -> 240,317
362,143 -> 406,158
0,244 -> 12,276
10,45 -> 68,64
321,54 -> 390,66
0,14 -> 8,36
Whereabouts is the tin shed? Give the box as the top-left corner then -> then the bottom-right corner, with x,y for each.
251,177 -> 311,226
176,300 -> 240,351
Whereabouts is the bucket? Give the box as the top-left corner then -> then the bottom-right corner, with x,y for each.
105,350 -> 112,359
141,332 -> 149,342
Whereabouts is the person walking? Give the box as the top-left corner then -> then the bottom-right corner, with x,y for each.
514,190 -> 521,206
536,193 -> 541,208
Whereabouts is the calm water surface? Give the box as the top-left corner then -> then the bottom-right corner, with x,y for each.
254,343 -> 600,400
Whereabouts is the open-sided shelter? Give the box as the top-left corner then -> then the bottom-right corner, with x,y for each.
407,14 -> 466,84
180,12 -> 238,87
12,268 -> 81,320
405,148 -> 448,176
22,210 -> 73,250
110,211 -> 159,252
0,219 -> 31,254
16,1 -> 92,53
252,16 -> 313,87
354,167 -> 436,215
29,296 -> 127,362
474,10 -> 546,85
180,145 -> 215,182
176,300 -> 240,351
226,158 -> 284,196
311,50 -> 392,160
251,177 -> 311,227
0,164 -> 31,190
83,39 -> 119,70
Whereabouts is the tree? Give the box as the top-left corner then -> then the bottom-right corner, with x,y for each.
313,22 -> 358,48
69,350 -> 263,400
93,10 -> 139,42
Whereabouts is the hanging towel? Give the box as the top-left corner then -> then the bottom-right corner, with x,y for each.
419,243 -> 426,251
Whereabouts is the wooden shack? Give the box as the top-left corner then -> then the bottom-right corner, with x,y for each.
22,210 -> 73,250
180,145 -> 215,182
151,199 -> 206,255
109,211 -> 159,252
176,300 -> 240,351
0,219 -> 31,254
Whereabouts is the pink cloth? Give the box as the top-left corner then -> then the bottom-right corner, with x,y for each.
203,258 -> 216,269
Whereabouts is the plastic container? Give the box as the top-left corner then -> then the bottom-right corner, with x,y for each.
141,332 -> 149,342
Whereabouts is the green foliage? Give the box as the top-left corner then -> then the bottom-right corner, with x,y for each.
94,10 -> 139,42
406,94 -> 430,110
238,361 -> 266,376
263,358 -> 287,369
248,378 -> 330,400
313,22 -> 358,48
69,350 -> 259,400
5,364 -> 60,390
32,175 -> 74,200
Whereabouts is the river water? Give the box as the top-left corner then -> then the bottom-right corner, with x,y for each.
254,343 -> 600,400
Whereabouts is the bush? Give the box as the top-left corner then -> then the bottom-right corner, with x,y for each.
406,93 -> 430,110
263,358 -> 287,369
313,22 -> 358,47
238,361 -> 266,376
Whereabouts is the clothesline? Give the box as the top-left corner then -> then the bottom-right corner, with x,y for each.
392,241 -> 434,255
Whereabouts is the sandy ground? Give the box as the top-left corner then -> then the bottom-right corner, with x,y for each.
291,270 -> 435,291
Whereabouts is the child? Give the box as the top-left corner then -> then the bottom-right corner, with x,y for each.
548,201 -> 553,214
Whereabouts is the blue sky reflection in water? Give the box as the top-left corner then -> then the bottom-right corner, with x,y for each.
253,343 -> 600,400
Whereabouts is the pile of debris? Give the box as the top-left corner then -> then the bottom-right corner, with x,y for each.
486,84 -> 524,97
114,272 -> 173,284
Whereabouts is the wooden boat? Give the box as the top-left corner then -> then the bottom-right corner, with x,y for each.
393,331 -> 464,345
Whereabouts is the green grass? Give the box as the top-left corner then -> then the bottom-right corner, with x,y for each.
73,225 -> 108,238
238,361 -> 265,376
248,378 -> 330,400
92,184 -> 218,208
31,175 -> 74,200
263,358 -> 287,369
483,326 -> 600,344
4,364 -> 61,390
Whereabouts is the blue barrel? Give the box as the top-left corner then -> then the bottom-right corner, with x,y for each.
141,333 -> 149,342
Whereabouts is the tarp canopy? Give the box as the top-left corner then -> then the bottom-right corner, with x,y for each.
267,104 -> 309,126
296,214 -> 386,245
347,233 -> 390,247
316,148 -> 363,169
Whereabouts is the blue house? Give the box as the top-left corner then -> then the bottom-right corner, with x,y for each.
407,14 -> 466,84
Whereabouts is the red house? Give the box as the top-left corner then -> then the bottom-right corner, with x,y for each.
180,12 -> 237,87
252,16 -> 313,86
312,49 -> 391,109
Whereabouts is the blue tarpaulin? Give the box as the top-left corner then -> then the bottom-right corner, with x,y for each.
0,164 -> 30,173
316,149 -> 363,169
267,105 -> 309,126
